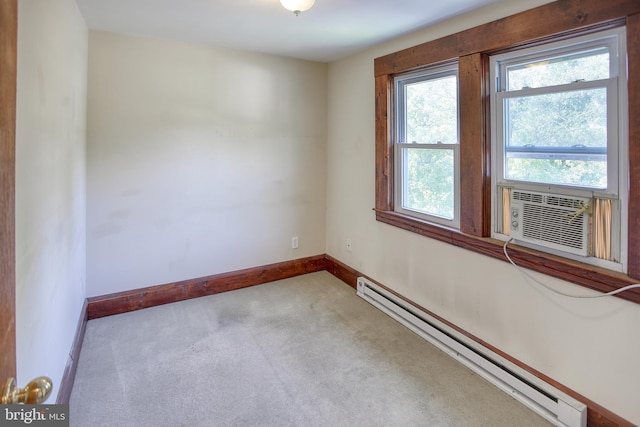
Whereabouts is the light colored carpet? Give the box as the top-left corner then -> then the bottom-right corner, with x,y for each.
70,271 -> 551,426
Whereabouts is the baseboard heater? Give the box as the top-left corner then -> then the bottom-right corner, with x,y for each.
356,277 -> 587,427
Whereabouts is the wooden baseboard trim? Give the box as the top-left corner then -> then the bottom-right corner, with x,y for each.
324,254 -> 359,289
56,299 -> 87,404
80,253 -> 631,425
87,255 -> 327,319
324,255 -> 633,427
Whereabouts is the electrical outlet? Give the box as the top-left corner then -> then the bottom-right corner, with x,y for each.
292,236 -> 299,249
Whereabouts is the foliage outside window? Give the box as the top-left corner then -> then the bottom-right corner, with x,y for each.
493,32 -> 621,192
394,65 -> 460,227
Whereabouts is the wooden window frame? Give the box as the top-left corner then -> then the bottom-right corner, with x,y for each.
374,0 -> 640,304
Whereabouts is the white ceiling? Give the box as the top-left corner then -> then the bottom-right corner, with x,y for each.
75,0 -> 503,62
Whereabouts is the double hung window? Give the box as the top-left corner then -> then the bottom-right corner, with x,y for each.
490,28 -> 628,270
394,64 -> 460,228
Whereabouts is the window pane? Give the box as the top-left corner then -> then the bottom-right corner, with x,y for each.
504,87 -> 607,188
405,75 -> 457,144
506,49 -> 610,91
404,148 -> 454,219
505,158 -> 607,188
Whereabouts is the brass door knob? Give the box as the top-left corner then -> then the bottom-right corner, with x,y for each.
1,377 -> 52,404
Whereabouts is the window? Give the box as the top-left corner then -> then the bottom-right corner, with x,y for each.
394,64 -> 460,228
374,1 -> 640,302
490,28 -> 628,271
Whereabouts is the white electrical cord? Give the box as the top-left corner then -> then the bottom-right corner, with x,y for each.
503,238 -> 640,299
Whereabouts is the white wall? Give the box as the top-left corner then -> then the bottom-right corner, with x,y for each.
327,0 -> 640,423
86,32 -> 327,297
15,0 -> 87,402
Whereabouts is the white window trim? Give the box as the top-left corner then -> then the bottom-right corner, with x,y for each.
393,63 -> 460,229
489,27 -> 629,273
495,78 -> 618,194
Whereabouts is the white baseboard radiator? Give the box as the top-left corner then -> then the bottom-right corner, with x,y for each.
356,277 -> 587,427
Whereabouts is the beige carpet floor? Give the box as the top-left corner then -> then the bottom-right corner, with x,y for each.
70,271 -> 551,426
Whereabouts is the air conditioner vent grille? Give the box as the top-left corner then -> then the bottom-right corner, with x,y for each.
510,190 -> 591,256
521,204 -> 585,249
513,191 -> 543,203
545,195 -> 584,209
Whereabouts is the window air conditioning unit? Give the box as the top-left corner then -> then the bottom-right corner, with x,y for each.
509,190 -> 591,257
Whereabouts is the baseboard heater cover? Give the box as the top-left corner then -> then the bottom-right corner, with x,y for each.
356,277 -> 586,427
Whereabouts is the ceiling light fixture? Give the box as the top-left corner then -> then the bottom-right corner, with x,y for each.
280,0 -> 315,16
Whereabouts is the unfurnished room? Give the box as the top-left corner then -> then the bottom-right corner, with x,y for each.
1,0 -> 639,426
